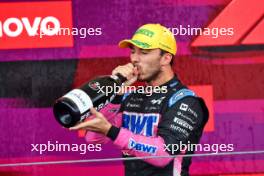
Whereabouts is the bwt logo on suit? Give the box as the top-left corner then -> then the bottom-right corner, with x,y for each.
0,1 -> 73,49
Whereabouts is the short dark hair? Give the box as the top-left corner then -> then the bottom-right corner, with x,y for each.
160,49 -> 174,66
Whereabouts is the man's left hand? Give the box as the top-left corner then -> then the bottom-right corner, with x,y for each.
69,107 -> 112,135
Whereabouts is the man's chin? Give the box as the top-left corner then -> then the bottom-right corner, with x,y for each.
139,71 -> 161,83
138,75 -> 152,82
137,77 -> 145,82
137,74 -> 148,82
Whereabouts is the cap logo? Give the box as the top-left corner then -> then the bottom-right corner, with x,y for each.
131,40 -> 151,48
135,28 -> 154,38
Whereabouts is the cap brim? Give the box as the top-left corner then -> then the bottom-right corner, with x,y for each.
119,39 -> 159,51
119,39 -> 154,49
118,39 -> 135,48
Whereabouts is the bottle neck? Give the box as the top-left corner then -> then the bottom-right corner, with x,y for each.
110,74 -> 127,84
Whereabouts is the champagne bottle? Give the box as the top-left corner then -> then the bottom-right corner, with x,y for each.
53,74 -> 126,128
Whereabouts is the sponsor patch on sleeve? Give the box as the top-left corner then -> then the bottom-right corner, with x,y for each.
128,138 -> 157,155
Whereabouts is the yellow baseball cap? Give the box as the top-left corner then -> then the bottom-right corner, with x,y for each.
119,24 -> 177,55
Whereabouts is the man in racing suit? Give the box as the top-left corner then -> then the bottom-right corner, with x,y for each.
70,24 -> 209,176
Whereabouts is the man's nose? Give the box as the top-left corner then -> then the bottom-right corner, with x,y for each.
131,53 -> 140,63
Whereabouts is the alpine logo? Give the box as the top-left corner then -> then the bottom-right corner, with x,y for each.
150,97 -> 165,105
128,138 -> 157,155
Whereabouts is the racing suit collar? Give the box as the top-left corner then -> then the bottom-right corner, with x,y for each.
159,74 -> 179,88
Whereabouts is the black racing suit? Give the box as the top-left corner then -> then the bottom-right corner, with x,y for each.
107,75 -> 209,176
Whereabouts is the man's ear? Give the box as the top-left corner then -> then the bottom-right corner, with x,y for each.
160,53 -> 173,66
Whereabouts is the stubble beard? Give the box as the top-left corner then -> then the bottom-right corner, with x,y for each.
139,68 -> 161,83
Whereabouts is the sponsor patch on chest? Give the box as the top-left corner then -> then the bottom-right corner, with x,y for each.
122,112 -> 160,136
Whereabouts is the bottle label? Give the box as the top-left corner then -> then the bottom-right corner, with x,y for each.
63,89 -> 93,114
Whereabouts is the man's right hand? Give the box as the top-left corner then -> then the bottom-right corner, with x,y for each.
112,63 -> 138,94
